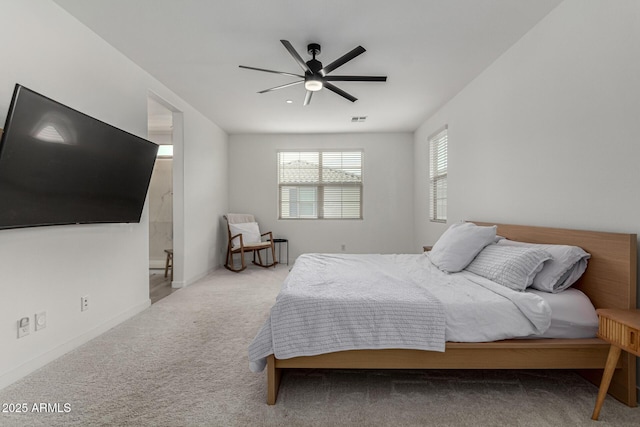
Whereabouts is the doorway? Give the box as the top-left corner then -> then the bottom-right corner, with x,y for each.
147,95 -> 175,303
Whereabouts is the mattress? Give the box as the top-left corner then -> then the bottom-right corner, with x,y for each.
395,253 -> 597,340
249,253 -> 582,372
409,253 -> 551,342
527,288 -> 598,338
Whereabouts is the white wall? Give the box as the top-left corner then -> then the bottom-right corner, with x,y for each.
413,0 -> 640,391
0,0 -> 228,389
183,115 -> 229,283
229,133 -> 415,261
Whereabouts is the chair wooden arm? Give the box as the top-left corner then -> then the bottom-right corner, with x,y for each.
261,231 -> 274,241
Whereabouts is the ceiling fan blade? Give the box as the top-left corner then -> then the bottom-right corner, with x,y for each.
324,75 -> 387,82
239,65 -> 303,79
280,40 -> 312,74
303,91 -> 313,106
320,46 -> 366,76
324,82 -> 357,103
257,80 -> 304,93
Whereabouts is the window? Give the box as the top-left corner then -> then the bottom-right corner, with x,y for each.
429,126 -> 448,222
278,150 -> 363,219
157,145 -> 173,158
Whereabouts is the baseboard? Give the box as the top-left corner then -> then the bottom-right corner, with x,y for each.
171,280 -> 186,288
167,270 -> 206,289
179,269 -> 211,289
0,299 -> 150,391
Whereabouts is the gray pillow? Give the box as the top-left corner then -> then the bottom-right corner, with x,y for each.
429,222 -> 497,273
497,239 -> 590,293
465,244 -> 552,291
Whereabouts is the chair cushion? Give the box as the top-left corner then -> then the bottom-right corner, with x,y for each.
238,241 -> 272,249
229,222 -> 261,248
226,213 -> 256,224
229,242 -> 272,255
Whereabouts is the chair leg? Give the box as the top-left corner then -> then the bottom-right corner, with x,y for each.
253,246 -> 278,269
225,246 -> 232,269
225,246 -> 247,273
240,247 -> 246,270
252,248 -> 261,267
164,252 -> 171,278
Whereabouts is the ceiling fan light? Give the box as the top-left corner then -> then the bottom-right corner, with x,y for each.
304,78 -> 323,92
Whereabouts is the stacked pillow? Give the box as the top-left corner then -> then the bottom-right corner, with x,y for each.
464,244 -> 552,291
428,222 -> 590,293
429,222 -> 497,273
496,239 -> 590,293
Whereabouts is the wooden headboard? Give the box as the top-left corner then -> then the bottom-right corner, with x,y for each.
474,222 -> 637,310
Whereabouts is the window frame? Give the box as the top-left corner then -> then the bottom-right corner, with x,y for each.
277,149 -> 364,220
428,126 -> 448,223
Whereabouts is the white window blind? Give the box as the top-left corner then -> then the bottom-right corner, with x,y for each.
278,150 -> 363,219
429,126 -> 448,222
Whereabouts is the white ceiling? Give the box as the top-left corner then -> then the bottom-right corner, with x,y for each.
53,0 -> 563,134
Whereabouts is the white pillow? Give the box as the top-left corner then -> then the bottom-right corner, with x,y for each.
465,244 -> 552,291
429,222 -> 497,273
497,239 -> 590,293
229,222 -> 261,248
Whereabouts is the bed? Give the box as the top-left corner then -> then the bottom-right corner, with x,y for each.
253,222 -> 637,406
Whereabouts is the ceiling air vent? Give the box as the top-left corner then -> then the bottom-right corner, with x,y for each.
351,116 -> 367,123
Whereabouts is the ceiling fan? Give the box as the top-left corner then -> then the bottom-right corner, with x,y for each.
239,40 -> 387,106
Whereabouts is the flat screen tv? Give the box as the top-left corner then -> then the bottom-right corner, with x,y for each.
0,84 -> 159,230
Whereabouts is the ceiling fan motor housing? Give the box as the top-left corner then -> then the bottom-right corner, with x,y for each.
306,59 -> 323,74
306,43 -> 323,74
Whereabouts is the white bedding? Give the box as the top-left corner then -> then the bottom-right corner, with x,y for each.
249,254 -> 446,372
249,253 -> 554,372
527,288 -> 598,338
405,253 -> 551,342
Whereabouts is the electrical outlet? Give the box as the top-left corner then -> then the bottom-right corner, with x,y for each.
35,312 -> 46,331
81,295 -> 89,312
17,317 -> 30,338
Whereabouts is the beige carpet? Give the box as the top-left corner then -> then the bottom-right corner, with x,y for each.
0,264 -> 637,426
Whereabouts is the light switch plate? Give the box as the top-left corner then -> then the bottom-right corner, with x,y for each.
17,317 -> 30,338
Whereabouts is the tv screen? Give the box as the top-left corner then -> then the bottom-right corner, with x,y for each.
0,84 -> 159,230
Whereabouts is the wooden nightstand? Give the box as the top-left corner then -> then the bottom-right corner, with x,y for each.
591,308 -> 640,420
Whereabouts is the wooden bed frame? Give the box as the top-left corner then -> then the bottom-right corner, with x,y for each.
265,223 -> 638,406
